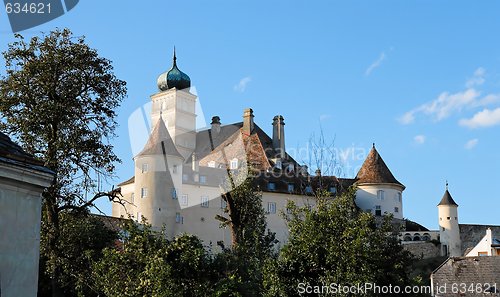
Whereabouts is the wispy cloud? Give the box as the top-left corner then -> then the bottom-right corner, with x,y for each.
398,68 -> 500,125
459,107 -> 500,129
465,67 -> 485,88
319,114 -> 331,121
234,76 -> 252,93
464,138 -> 479,149
414,135 -> 426,144
365,52 -> 386,76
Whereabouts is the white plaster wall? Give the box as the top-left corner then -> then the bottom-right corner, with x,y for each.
356,184 -> 404,219
465,229 -> 493,257
0,164 -> 52,297
438,205 -> 461,257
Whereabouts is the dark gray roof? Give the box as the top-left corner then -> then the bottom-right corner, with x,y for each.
431,256 -> 500,296
437,189 -> 458,206
0,132 -> 53,174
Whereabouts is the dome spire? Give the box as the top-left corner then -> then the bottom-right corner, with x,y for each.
157,48 -> 191,91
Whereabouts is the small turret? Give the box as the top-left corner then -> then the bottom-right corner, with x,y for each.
437,182 -> 461,257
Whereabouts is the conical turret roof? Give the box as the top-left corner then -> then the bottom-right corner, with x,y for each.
438,189 -> 458,206
136,117 -> 183,159
355,145 -> 404,188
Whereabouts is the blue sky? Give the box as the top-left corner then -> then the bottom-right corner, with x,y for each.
1,1 -> 499,230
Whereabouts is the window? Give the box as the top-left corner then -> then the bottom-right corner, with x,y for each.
275,160 -> 282,169
175,212 -> 181,223
221,199 -> 227,209
208,161 -> 216,168
173,165 -> 177,174
268,182 -> 276,191
377,190 -> 384,200
375,205 -> 382,216
136,212 -> 142,222
397,192 -> 402,202
171,188 -> 177,199
201,196 -> 209,208
366,209 -> 372,214
288,183 -> 294,192
181,194 -> 188,206
287,163 -> 294,172
183,174 -> 189,182
305,186 -> 313,194
394,207 -> 399,213
230,158 -> 238,169
478,251 -> 488,256
447,217 -> 450,220
267,202 -> 277,214
200,175 -> 207,184
442,227 -> 445,231
141,187 -> 148,198
131,193 -> 135,203
141,163 -> 149,173
329,187 -> 337,194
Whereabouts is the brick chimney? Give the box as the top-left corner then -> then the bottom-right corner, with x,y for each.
272,115 -> 286,159
242,108 -> 254,135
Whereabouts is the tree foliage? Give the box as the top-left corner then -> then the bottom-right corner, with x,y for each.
265,187 -> 418,296
0,28 -> 126,296
93,220 -> 215,297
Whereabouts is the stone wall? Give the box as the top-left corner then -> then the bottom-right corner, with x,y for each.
403,241 -> 441,259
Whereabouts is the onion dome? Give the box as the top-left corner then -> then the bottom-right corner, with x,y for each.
157,48 -> 191,91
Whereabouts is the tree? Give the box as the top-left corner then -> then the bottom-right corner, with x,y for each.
93,220 -> 215,297
215,175 -> 277,296
0,28 -> 127,296
265,187 -> 417,296
38,212 -> 118,297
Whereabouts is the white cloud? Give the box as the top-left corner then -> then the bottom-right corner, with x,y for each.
465,67 -> 485,88
233,76 -> 252,92
464,138 -> 479,149
414,135 -> 426,144
399,67 -> 500,125
365,52 -> 386,76
459,107 -> 500,129
319,114 -> 331,121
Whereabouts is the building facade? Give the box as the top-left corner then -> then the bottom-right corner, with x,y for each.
112,52 -> 406,248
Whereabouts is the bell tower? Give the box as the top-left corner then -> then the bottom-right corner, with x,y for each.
437,182 -> 461,257
151,48 -> 197,159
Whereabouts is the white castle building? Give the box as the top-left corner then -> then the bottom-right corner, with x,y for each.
112,52 -> 408,248
113,52 -> 499,255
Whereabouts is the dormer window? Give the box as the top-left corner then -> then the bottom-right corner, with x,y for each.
208,161 -> 216,168
305,186 -> 313,194
275,160 -> 282,169
230,158 -> 238,169
268,182 -> 276,191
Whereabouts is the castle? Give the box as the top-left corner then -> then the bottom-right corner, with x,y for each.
112,52 -> 499,256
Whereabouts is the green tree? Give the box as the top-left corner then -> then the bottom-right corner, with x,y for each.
93,220 -> 215,297
38,212 -> 117,297
215,176 -> 277,296
0,28 -> 127,296
265,187 -> 417,297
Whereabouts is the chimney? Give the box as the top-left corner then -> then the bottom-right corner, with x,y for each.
211,116 -> 221,136
272,115 -> 286,159
242,108 -> 254,135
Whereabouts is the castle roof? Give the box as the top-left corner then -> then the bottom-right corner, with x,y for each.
355,145 -> 404,188
136,117 -> 183,159
438,189 -> 458,206
157,48 -> 191,91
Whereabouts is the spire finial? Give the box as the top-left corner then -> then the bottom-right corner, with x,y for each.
172,46 -> 177,66
372,143 -> 375,148
446,180 -> 449,190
